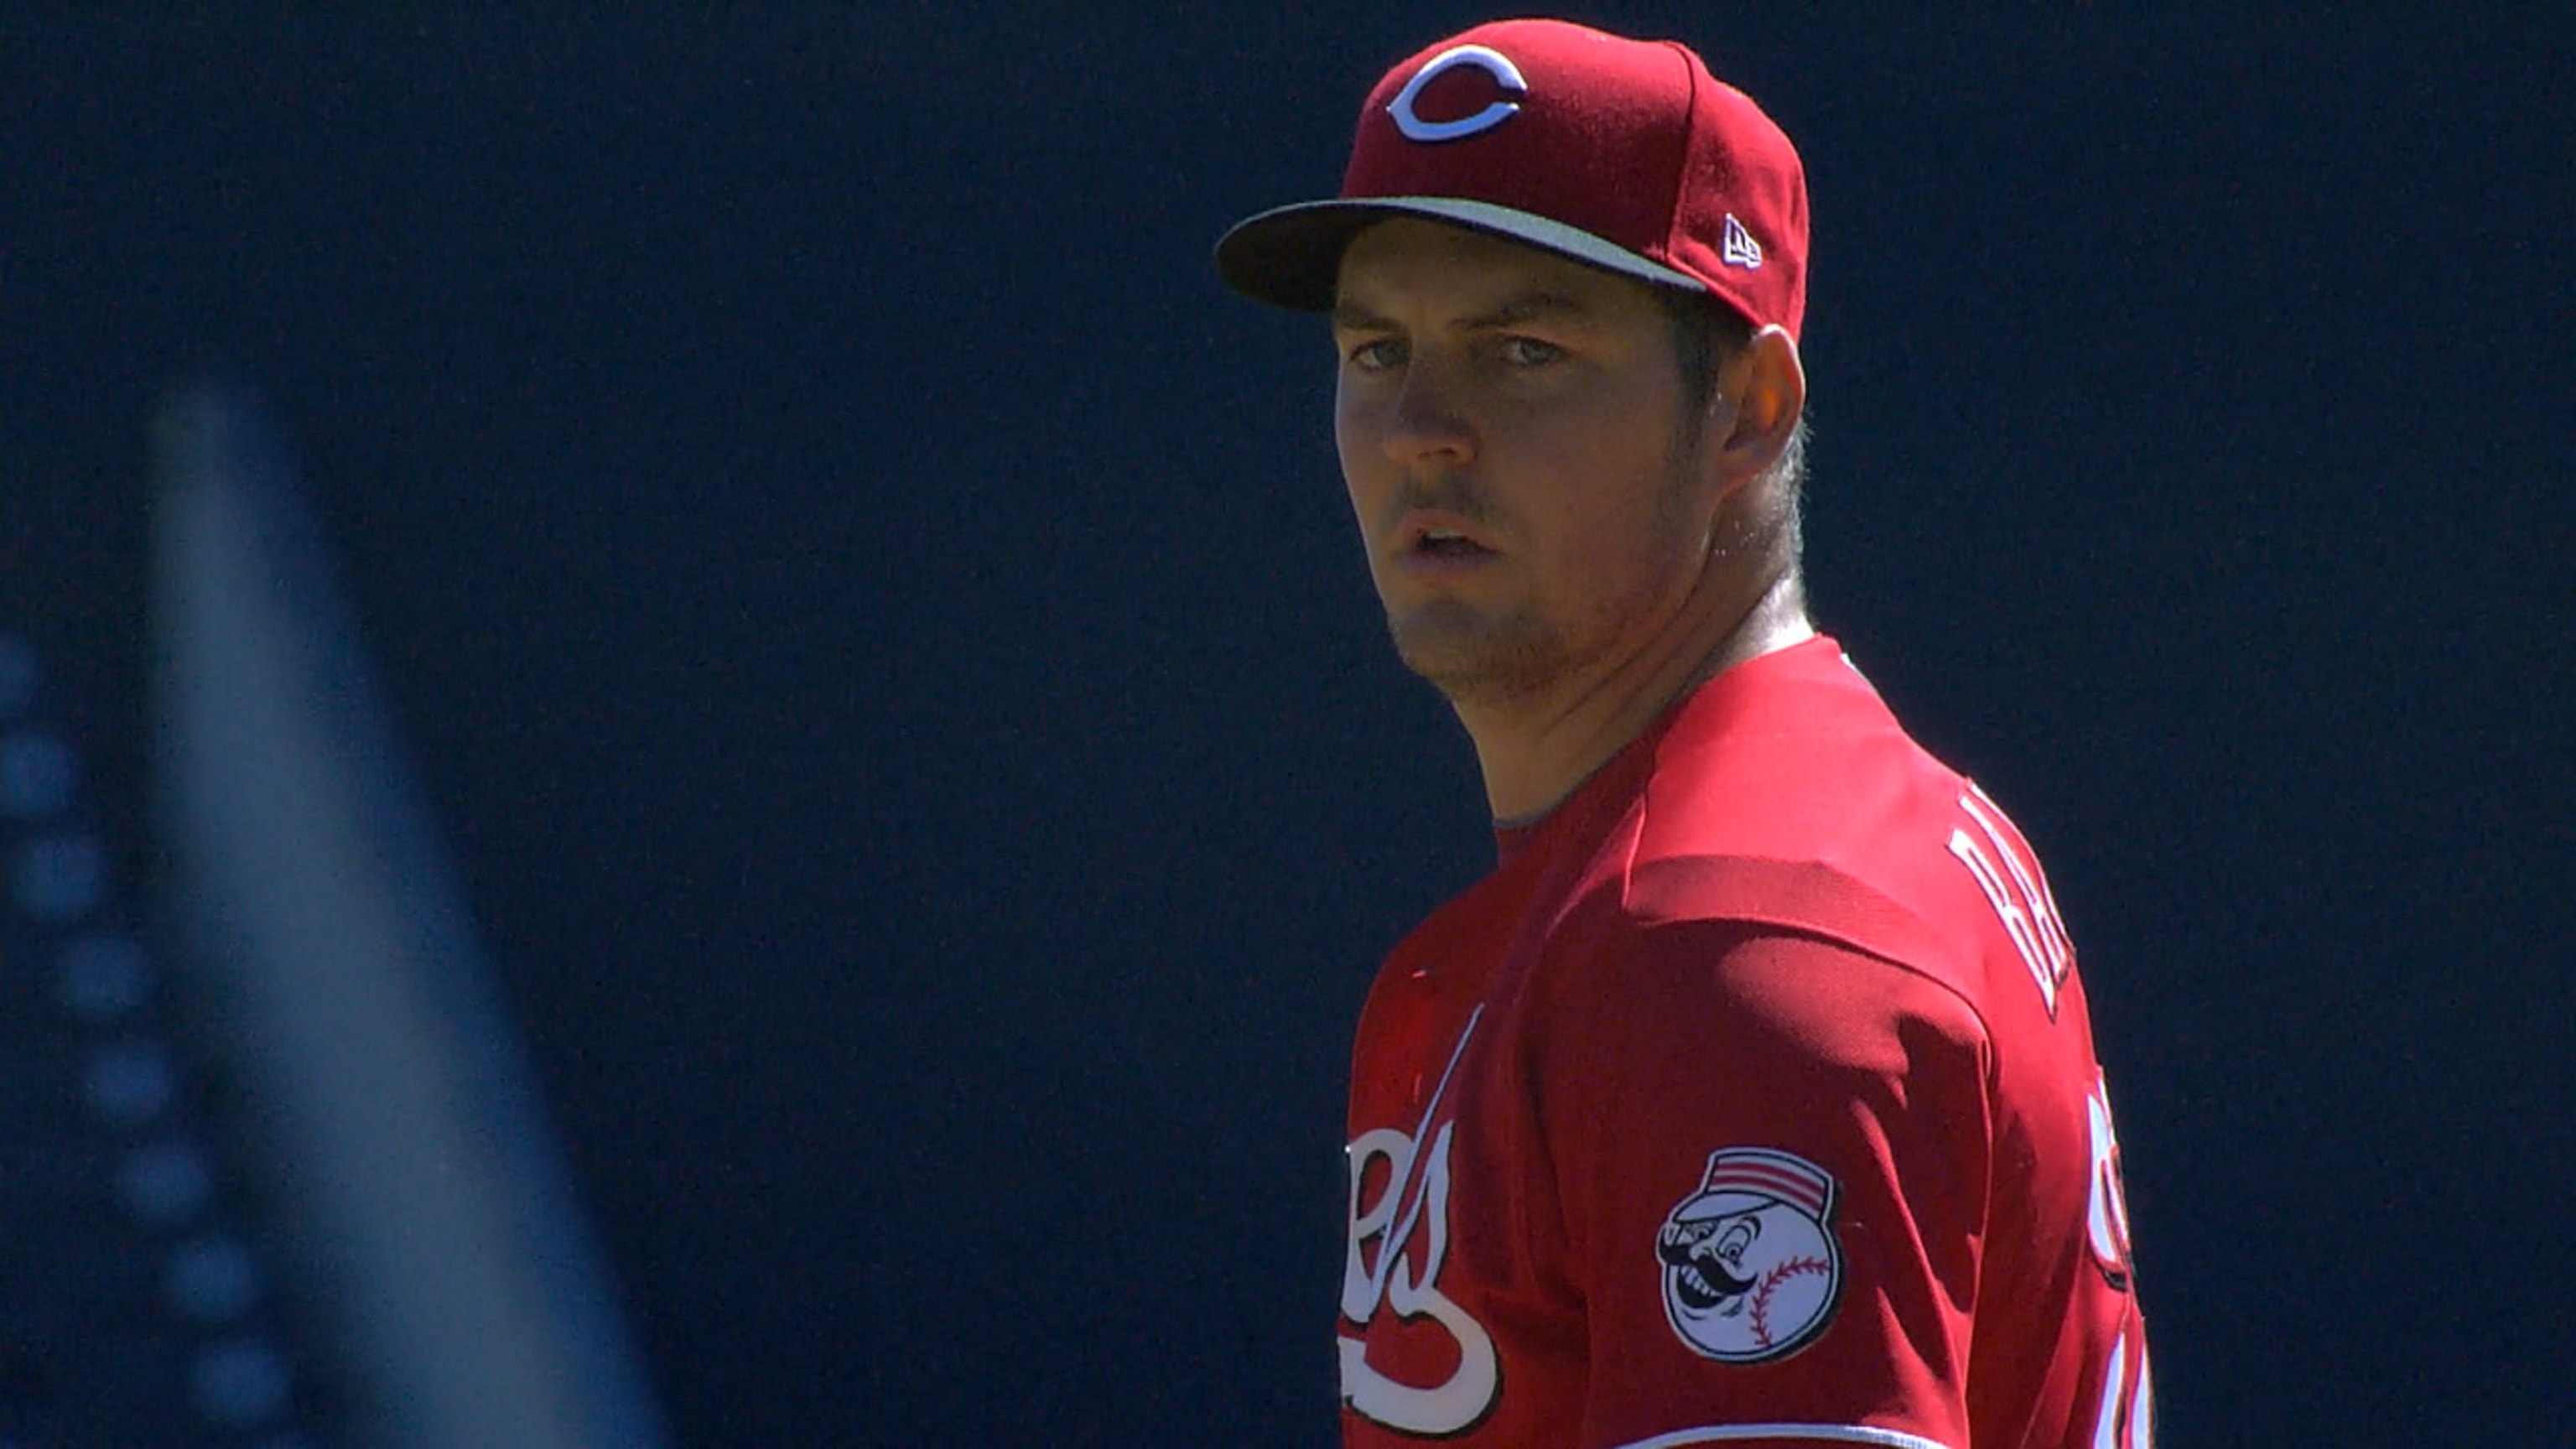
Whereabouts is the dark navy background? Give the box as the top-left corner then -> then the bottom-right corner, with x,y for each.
6,7 -> 2570,1444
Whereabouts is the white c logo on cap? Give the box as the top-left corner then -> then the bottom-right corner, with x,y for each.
1388,44 -> 1527,143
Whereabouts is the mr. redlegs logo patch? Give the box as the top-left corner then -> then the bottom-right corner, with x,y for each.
1657,1147 -> 1844,1363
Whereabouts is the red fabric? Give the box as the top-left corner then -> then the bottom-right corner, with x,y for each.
1338,638 -> 2151,1448
1341,18 -> 1810,339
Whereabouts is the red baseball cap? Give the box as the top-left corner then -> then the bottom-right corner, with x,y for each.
1216,18 -> 1809,340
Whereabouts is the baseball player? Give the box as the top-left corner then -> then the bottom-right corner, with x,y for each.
1215,19 -> 2151,1449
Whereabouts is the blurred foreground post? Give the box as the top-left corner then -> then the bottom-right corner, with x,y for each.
153,385 -> 667,1449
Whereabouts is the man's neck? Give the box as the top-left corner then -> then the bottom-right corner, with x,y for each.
1463,573 -> 1814,826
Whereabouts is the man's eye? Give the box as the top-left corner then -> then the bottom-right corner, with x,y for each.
1345,338 -> 1404,371
1500,336 -> 1565,366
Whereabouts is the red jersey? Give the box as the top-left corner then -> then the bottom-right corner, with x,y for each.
1338,637 -> 2151,1449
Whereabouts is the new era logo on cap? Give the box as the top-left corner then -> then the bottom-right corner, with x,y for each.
1214,18 -> 1810,340
1722,214 -> 1763,270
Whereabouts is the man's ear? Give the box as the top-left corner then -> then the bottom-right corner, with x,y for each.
1712,325 -> 1806,483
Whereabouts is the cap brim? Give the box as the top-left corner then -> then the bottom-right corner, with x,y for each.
1214,195 -> 1708,312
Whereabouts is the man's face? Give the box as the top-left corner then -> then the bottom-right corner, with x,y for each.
1331,220 -> 1722,709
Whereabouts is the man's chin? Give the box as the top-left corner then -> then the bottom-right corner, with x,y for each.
1389,614 -> 1563,707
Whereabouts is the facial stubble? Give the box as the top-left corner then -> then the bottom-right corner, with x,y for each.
1386,425 -> 1713,710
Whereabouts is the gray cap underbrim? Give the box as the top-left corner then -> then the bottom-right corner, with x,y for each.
1213,195 -> 1708,312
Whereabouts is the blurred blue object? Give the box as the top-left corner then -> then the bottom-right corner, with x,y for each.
153,383 -> 667,1449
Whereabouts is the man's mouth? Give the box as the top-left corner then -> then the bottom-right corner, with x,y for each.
1415,527 -> 1488,558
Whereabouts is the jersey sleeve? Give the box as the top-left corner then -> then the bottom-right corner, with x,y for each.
1533,919 -> 1992,1449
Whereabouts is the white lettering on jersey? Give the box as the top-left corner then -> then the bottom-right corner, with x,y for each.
1340,1008 -> 1500,1434
1945,783 -> 2074,1016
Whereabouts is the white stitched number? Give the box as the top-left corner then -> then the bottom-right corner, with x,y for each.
2085,1072 -> 2137,1288
2085,1078 -> 2148,1446
1945,783 -> 2074,1016
2089,1326 -> 2154,1449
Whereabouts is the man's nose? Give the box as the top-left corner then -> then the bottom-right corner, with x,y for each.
1380,355 -> 1475,468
